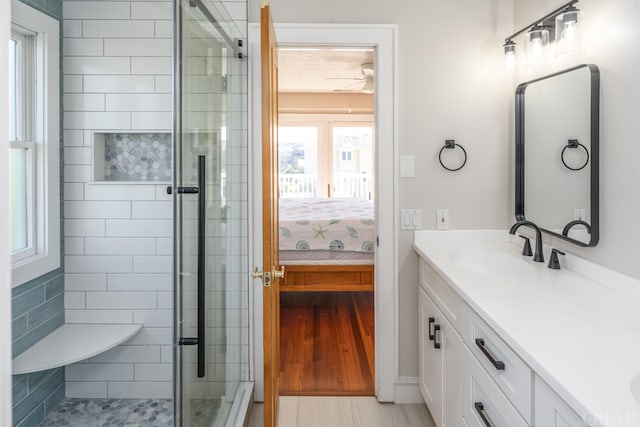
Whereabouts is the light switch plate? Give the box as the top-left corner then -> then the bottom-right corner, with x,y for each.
401,209 -> 421,230
399,155 -> 415,178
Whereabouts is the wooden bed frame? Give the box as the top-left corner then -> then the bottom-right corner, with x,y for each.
280,264 -> 374,292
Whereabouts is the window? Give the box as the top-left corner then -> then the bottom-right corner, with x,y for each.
278,116 -> 373,199
10,1 -> 60,286
278,127 -> 319,198
332,126 -> 373,199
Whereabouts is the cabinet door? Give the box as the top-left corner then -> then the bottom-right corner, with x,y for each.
535,376 -> 588,427
442,314 -> 467,427
419,288 -> 443,426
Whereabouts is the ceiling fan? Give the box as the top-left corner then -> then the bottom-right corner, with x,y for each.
327,62 -> 374,93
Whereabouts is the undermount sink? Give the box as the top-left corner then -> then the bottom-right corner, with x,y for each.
631,374 -> 640,406
451,248 -> 535,276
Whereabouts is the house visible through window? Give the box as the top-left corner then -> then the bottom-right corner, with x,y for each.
9,1 -> 60,286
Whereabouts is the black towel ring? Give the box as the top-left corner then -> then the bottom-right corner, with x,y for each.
439,140 -> 467,172
561,139 -> 589,171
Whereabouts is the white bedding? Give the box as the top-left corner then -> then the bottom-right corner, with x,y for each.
278,198 -> 375,254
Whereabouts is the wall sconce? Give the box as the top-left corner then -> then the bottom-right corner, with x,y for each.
503,0 -> 581,68
503,39 -> 516,70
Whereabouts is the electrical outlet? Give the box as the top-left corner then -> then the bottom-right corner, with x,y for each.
437,209 -> 449,230
574,208 -> 586,221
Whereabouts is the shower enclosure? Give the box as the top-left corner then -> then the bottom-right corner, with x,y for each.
172,0 -> 250,425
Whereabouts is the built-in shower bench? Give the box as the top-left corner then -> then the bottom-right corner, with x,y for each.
12,324 -> 143,374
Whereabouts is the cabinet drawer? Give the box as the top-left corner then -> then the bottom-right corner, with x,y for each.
535,376 -> 588,427
419,259 -> 465,333
464,308 -> 532,424
462,346 -> 529,427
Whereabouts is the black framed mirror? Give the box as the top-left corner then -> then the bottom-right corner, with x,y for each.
515,64 -> 599,247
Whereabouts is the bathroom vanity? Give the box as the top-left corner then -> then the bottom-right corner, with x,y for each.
414,230 -> 640,427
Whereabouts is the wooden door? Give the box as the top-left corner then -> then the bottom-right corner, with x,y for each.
261,4 -> 281,427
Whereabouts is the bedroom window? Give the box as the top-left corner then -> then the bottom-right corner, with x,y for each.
332,126 -> 373,199
278,126 -> 319,198
10,1 -> 60,286
279,116 -> 373,200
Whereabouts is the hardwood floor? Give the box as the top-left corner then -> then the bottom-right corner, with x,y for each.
247,398 -> 435,427
279,292 -> 374,395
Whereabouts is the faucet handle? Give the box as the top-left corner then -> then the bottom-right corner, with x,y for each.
548,249 -> 566,270
518,235 -> 533,257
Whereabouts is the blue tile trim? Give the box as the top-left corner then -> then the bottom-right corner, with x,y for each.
12,287 -> 44,321
11,269 -> 61,298
13,368 -> 63,426
27,293 -> 63,330
12,376 -> 28,407
43,382 -> 65,418
12,315 -> 27,341
44,275 -> 63,300
15,403 -> 44,427
12,312 -> 63,358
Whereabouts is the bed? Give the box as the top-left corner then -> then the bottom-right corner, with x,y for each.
279,198 -> 375,292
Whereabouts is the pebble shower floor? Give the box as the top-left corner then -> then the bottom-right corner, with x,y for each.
41,399 -> 173,426
41,398 -> 221,426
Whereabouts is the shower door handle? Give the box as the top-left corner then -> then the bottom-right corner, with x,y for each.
178,155 -> 206,378
196,155 -> 206,378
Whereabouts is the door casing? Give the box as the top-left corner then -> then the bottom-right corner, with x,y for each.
248,22 -> 398,403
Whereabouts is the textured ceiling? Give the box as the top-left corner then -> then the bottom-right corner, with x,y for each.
278,48 -> 375,93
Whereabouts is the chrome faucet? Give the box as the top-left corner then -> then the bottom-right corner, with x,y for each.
509,221 -> 544,262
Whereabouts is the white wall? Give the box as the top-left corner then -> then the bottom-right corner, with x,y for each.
62,0 -> 174,399
248,0 -> 513,379
1,1 -> 13,423
512,0 -> 640,279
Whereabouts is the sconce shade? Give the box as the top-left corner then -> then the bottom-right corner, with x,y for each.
561,6 -> 579,26
503,39 -> 516,55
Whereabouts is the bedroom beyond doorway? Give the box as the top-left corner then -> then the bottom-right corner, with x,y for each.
276,47 -> 377,396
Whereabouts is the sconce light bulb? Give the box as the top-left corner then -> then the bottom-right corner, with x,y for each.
564,22 -> 577,44
505,52 -> 515,70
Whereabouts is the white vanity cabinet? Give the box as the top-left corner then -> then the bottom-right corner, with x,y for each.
535,376 -> 587,427
419,287 -> 465,427
417,258 -> 589,427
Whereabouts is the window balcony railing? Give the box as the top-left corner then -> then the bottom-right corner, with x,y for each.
279,173 -> 317,198
279,173 -> 373,200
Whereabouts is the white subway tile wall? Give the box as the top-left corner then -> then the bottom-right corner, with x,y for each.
63,0 -> 247,400
63,0 -> 174,399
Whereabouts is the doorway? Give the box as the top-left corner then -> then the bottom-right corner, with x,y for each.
276,47 -> 376,395
249,22 -> 397,406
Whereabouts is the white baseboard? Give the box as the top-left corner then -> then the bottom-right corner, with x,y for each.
394,376 -> 424,404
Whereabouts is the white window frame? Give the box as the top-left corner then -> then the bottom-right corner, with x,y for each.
10,0 -> 60,287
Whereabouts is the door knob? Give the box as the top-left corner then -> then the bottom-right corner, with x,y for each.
251,267 -> 264,280
272,265 -> 285,279
252,267 -> 272,286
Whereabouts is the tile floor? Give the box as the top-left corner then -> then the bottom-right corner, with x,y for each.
40,398 -> 219,426
41,398 -> 173,426
248,397 -> 435,427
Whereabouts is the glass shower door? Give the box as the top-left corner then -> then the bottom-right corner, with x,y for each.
173,0 -> 248,425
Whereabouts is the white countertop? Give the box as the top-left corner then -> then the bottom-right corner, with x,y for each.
413,230 -> 640,427
12,323 -> 143,375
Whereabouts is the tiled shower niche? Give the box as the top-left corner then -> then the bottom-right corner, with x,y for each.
93,132 -> 172,182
